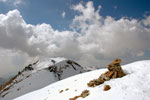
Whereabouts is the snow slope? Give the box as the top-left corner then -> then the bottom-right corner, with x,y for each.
0,57 -> 89,100
15,60 -> 150,100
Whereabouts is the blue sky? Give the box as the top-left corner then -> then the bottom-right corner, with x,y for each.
0,0 -> 150,30
0,0 -> 150,78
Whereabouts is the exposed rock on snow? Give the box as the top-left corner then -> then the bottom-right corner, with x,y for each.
69,90 -> 90,100
107,59 -> 125,78
100,59 -> 125,80
59,90 -> 63,93
47,60 -> 83,80
80,90 -> 90,98
87,78 -> 104,87
88,59 -> 125,87
103,85 -> 111,91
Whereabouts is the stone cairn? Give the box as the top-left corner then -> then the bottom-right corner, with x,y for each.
87,59 -> 125,87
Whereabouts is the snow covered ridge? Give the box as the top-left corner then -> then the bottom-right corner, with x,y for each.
15,60 -> 150,100
0,57 -> 90,100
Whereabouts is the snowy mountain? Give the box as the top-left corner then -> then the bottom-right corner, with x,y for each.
14,60 -> 150,100
0,57 -> 89,100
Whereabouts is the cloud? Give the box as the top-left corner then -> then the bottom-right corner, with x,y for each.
0,0 -> 24,6
0,1 -> 150,78
142,16 -> 150,26
0,10 -> 81,58
62,11 -> 66,18
71,1 -> 150,59
0,48 -> 33,77
71,1 -> 102,33
0,10 -> 40,56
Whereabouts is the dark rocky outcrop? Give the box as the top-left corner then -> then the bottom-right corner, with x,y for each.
47,60 -> 84,80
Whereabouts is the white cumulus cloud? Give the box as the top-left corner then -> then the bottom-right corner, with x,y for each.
0,1 -> 150,78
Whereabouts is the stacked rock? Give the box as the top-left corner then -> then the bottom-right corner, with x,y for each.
100,59 -> 125,81
88,59 -> 125,87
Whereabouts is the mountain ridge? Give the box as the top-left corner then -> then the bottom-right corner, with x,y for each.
0,57 -> 91,100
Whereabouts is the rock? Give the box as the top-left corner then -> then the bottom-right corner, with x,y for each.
105,71 -> 114,78
67,60 -> 73,64
112,71 -> 117,78
108,59 -> 122,71
87,79 -> 95,87
99,71 -> 114,81
69,90 -> 90,100
69,96 -> 80,100
117,71 -> 125,78
107,59 -> 125,78
65,88 -> 69,91
112,59 -> 122,65
87,79 -> 104,87
59,90 -> 63,93
99,73 -> 110,81
104,85 -> 111,91
51,60 -> 56,64
87,59 -> 125,88
80,90 -> 90,98
108,63 -> 122,72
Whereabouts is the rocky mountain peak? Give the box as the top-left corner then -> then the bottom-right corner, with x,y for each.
0,58 -> 90,100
